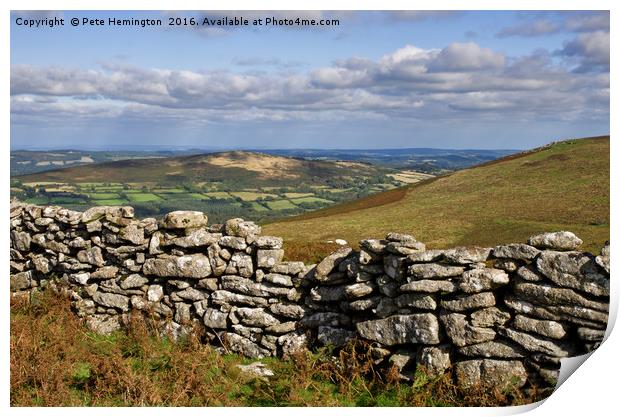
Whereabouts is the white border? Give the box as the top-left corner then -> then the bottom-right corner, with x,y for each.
2,1 -> 616,416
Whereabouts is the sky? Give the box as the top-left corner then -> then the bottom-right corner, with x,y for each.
10,10 -> 610,150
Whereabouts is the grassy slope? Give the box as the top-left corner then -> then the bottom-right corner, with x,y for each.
265,137 -> 609,260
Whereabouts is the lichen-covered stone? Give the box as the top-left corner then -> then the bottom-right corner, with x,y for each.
536,251 -> 609,297
528,231 -> 583,251
458,268 -> 509,293
355,314 -> 440,346
143,254 -> 212,278
455,359 -> 527,389
408,263 -> 465,279
440,292 -> 495,312
161,211 -> 208,229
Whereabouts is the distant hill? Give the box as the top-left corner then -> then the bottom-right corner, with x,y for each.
264,136 -> 610,261
16,151 -> 387,187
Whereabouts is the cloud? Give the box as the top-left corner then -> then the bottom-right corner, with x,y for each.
495,11 -> 609,38
427,42 -> 505,72
496,20 -> 560,38
558,31 -> 610,72
10,40 -> 609,127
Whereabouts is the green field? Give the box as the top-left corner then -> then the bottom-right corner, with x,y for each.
153,188 -> 187,194
88,193 -> 121,200
283,192 -> 314,198
265,137 -> 610,261
229,191 -> 278,201
93,199 -> 129,206
127,193 -> 162,203
250,202 -> 269,212
203,192 -> 234,200
266,200 -> 298,210
290,197 -> 334,204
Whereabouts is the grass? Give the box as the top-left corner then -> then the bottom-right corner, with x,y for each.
230,192 -> 279,201
10,290 -> 545,406
204,192 -> 234,200
283,192 -> 315,198
264,137 -> 609,261
88,193 -> 121,200
250,202 -> 270,212
266,200 -> 298,210
290,197 -> 334,204
93,199 -> 129,206
126,193 -> 162,203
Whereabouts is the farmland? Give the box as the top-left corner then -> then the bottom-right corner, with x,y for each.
11,151 -> 431,223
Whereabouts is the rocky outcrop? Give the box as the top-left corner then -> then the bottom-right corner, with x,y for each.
9,200 -> 610,391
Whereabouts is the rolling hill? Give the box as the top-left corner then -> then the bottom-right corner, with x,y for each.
264,136 -> 610,261
16,151 -> 386,186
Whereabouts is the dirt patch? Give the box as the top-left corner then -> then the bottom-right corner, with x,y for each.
207,152 -> 302,179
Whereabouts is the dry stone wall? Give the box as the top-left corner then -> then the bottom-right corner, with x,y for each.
10,201 -> 610,390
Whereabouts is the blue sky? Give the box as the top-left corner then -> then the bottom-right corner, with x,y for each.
10,10 -> 610,150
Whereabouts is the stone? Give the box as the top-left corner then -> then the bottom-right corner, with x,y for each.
119,224 -> 144,245
360,239 -> 388,254
440,292 -> 495,312
174,303 -> 192,324
226,252 -> 254,278
262,273 -> 293,287
501,328 -> 571,357
310,285 -> 346,303
576,327 -> 606,342
385,241 -> 426,255
385,232 -> 417,243
85,315 -> 122,335
417,345 -> 451,376
389,351 -> 416,374
203,308 -> 228,329
399,280 -> 457,293
70,272 -> 90,285
77,247 -> 105,267
455,360 -> 527,389
11,270 -> 35,291
513,315 -> 567,339
504,295 -> 608,327
11,230 -> 31,251
278,333 -> 308,357
164,229 -> 220,248
458,341 -> 525,359
266,321 -> 297,334
176,287 -> 207,301
234,308 -> 280,328
355,314 -> 440,346
596,242 -> 610,274
269,303 -> 306,319
92,292 -> 130,312
149,232 -> 164,255
236,362 -> 274,379
224,218 -> 261,238
147,285 -> 164,302
221,276 -> 289,298
492,243 -> 540,260
458,268 -> 509,293
211,290 -> 269,308
443,247 -> 491,264
408,263 -> 465,279
143,254 -> 212,278
344,282 -> 376,299
439,311 -> 496,347
315,247 -> 353,279
470,307 -> 511,327
221,332 -> 271,358
119,274 -> 148,290
395,293 -> 437,310
513,281 -> 608,312
32,256 -> 51,273
89,266 -> 119,280
254,236 -> 283,249
536,251 -> 609,297
407,250 -> 445,263
219,236 -> 247,250
493,258 -> 519,272
528,231 -> 583,251
347,296 -> 381,311
161,211 -> 208,229
317,326 -> 356,347
256,249 -> 285,268
516,265 -> 543,282
300,312 -> 351,328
